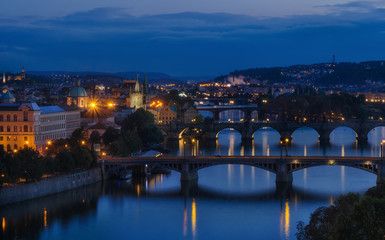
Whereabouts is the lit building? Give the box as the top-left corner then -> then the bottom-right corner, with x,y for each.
67,80 -> 89,108
0,102 -> 81,152
158,106 -> 177,124
182,104 -> 199,123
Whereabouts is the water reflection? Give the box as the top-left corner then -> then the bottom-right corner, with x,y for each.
192,198 -> 197,238
4,127 -> 385,240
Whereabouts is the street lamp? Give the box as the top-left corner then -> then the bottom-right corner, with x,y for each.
381,140 -> 385,160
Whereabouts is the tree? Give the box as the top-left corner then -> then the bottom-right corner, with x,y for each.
102,127 -> 119,145
13,148 -> 44,181
193,114 -> 204,123
122,108 -> 163,145
89,131 -> 101,145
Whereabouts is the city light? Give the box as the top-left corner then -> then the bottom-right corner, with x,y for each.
47,141 -> 51,145
81,140 -> 85,145
90,102 -> 96,108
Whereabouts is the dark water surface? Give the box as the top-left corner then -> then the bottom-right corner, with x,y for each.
1,127 -> 383,240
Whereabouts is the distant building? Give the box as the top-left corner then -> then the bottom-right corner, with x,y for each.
113,108 -> 135,123
158,106 -> 177,124
182,104 -> 199,123
67,80 -> 89,108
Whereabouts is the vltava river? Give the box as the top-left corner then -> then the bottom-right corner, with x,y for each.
1,127 -> 383,240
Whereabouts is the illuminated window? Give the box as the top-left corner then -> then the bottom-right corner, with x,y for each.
14,126 -> 17,132
0,126 -> 3,132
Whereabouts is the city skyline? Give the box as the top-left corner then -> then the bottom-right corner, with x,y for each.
1,1 -> 385,75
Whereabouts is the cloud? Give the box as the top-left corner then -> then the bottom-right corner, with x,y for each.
0,6 -> 385,75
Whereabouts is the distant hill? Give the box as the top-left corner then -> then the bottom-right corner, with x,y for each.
215,61 -> 385,86
26,71 -> 210,85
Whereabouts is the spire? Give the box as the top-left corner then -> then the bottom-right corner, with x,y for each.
2,72 -> 5,84
134,74 -> 140,92
142,72 -> 148,94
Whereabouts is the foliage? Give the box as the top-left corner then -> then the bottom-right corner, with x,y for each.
122,108 -> 163,145
296,185 -> 385,240
89,131 -> 101,144
193,114 -> 204,123
261,93 -> 368,122
102,127 -> 120,145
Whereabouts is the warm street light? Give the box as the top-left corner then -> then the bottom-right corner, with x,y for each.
381,140 -> 385,160
81,140 -> 85,145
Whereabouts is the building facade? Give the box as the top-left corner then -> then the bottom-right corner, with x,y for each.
0,102 -> 81,152
158,106 -> 177,124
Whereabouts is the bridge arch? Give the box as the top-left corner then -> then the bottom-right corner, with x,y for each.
252,127 -> 281,144
329,126 -> 357,144
216,127 -> 242,139
291,127 -> 320,145
367,126 -> 385,145
179,127 -> 205,139
289,161 -> 378,175
197,110 -> 213,119
218,109 -> 245,122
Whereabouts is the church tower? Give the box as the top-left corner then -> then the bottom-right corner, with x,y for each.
142,73 -> 149,105
21,67 -> 25,81
2,72 -> 5,84
130,75 -> 144,109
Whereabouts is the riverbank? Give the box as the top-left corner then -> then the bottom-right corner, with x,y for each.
0,168 -> 103,206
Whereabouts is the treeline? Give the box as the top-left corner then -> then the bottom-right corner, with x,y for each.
102,108 -> 163,156
0,128 -> 97,185
317,62 -> 385,85
260,93 -> 368,122
296,183 -> 385,240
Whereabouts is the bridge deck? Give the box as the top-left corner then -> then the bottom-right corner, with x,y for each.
102,155 -> 380,164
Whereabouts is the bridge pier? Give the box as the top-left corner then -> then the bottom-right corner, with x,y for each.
180,161 -> 199,182
275,159 -> 293,183
356,135 -> 368,146
377,159 -> 385,184
318,133 -> 330,146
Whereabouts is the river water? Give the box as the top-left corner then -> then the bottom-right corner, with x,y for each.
1,127 -> 384,240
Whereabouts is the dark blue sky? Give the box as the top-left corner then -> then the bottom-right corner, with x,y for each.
1,1 -> 385,76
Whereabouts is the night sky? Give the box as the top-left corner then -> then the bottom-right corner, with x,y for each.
1,0 -> 385,76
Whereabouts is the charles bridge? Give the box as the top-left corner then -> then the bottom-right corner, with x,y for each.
158,120 -> 385,145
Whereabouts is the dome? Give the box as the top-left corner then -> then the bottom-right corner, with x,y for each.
0,88 -> 16,103
1,89 -> 14,99
68,86 -> 88,97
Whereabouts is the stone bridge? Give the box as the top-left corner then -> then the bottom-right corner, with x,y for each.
158,121 -> 385,145
102,156 -> 385,185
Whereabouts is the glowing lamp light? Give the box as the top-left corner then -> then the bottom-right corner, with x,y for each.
102,152 -> 106,156
285,138 -> 289,143
108,103 -> 113,107
13,149 -> 17,153
90,102 -> 96,108
329,160 -> 334,165
81,140 -> 85,145
25,141 -> 29,144
47,141 -> 52,145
